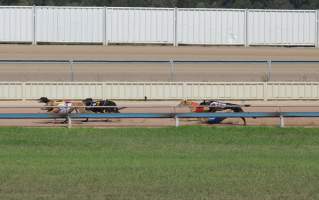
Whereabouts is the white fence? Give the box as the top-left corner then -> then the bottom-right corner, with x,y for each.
0,6 -> 318,46
106,7 -> 175,44
248,10 -> 316,46
0,6 -> 33,42
0,82 -> 318,101
177,8 -> 246,45
36,7 -> 104,43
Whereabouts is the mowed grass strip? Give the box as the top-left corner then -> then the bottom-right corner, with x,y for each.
0,127 -> 319,200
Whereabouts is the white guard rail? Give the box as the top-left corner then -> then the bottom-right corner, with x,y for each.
0,82 -> 319,101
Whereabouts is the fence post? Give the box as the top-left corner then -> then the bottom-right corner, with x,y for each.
32,5 -> 37,45
103,7 -> 108,46
263,82 -> 268,101
244,9 -> 249,47
279,114 -> 285,128
169,59 -> 176,81
316,10 -> 319,48
173,7 -> 178,46
175,116 -> 180,127
67,115 -> 72,128
69,60 -> 74,82
267,59 -> 272,81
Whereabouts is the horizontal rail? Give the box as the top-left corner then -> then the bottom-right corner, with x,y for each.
0,112 -> 319,119
1,59 -> 319,64
176,112 -> 319,118
0,105 -> 319,109
0,113 -> 64,119
0,113 -> 173,119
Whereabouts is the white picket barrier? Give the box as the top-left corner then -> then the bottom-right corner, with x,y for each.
1,82 -> 319,101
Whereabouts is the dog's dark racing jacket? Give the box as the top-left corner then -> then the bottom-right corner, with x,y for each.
199,100 -> 248,124
83,98 -> 119,113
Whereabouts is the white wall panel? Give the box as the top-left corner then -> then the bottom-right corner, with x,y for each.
103,83 -> 146,99
1,6 -> 319,47
185,83 -> 264,99
24,82 -> 104,99
36,7 -> 103,43
248,10 -> 316,45
267,82 -> 319,99
0,83 -> 23,99
0,7 -> 33,42
106,7 -> 174,44
3,82 -> 319,100
177,9 -> 245,45
144,83 -> 184,99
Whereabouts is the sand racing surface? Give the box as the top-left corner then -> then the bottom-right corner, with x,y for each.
0,45 -> 319,82
0,45 -> 319,127
0,100 -> 318,128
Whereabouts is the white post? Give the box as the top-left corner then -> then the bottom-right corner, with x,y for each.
103,7 -> 108,46
263,82 -> 268,101
32,5 -> 37,45
316,10 -> 319,48
69,60 -> 74,82
244,9 -> 249,47
267,59 -> 272,81
279,114 -> 285,128
173,7 -> 178,46
169,59 -> 175,81
67,115 -> 72,128
175,117 -> 180,127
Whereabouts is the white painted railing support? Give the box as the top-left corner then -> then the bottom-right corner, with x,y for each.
316,10 -> 319,48
69,60 -> 74,82
175,117 -> 180,127
263,82 -> 268,101
267,60 -> 272,81
279,114 -> 285,128
244,9 -> 249,47
173,7 -> 178,47
170,59 -> 175,82
67,115 -> 72,128
32,5 -> 37,45
103,7 -> 108,46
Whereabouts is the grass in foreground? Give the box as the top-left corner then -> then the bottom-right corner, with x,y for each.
0,127 -> 319,200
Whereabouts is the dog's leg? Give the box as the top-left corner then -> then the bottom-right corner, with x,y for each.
241,117 -> 247,126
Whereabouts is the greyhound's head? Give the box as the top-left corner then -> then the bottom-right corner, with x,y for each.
82,98 -> 94,106
178,99 -> 194,107
39,97 -> 50,103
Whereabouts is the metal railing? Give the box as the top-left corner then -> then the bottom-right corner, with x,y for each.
1,59 -> 319,82
0,104 -> 319,128
0,111 -> 318,128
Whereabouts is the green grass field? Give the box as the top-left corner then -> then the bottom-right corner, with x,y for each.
0,127 -> 319,200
